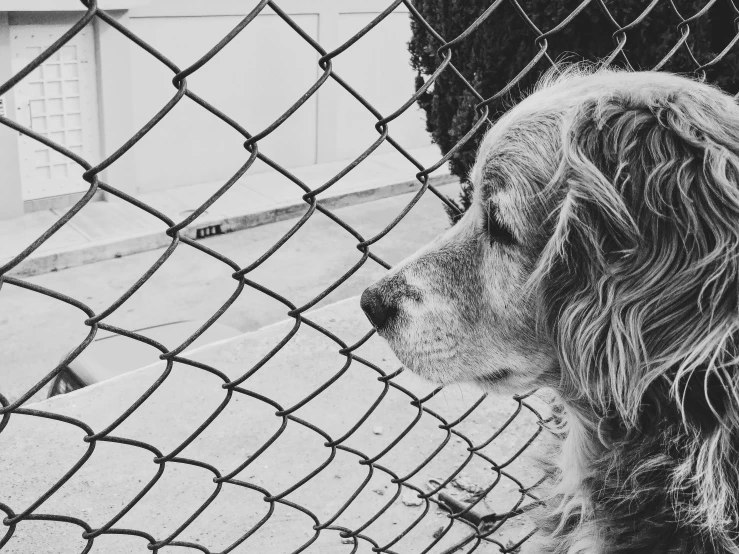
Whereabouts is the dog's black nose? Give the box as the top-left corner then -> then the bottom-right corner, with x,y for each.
360,286 -> 396,330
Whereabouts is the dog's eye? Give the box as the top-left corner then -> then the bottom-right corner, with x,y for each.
484,206 -> 515,245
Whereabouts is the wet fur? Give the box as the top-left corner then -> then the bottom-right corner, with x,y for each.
363,65 -> 739,554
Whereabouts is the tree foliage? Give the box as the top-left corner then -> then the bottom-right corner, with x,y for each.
408,0 -> 739,223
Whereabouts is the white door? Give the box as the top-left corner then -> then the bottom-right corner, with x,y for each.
11,22 -> 101,201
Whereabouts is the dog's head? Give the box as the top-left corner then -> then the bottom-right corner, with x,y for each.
361,66 -> 739,424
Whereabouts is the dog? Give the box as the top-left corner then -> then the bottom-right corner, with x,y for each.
361,65 -> 739,554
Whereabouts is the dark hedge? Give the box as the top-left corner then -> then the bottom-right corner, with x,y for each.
408,0 -> 739,223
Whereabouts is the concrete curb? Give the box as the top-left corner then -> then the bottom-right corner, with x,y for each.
7,173 -> 456,278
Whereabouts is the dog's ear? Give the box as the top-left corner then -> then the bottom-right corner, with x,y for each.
537,83 -> 739,427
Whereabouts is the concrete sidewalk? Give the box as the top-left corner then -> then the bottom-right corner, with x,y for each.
1,146 -> 453,278
2,295 -> 544,554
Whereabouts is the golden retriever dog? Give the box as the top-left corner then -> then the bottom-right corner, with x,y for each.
361,65 -> 739,554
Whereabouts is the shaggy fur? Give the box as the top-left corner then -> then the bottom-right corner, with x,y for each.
360,64 -> 739,554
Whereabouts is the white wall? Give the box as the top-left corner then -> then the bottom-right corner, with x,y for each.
124,0 -> 432,193
1,1 -> 433,203
125,11 -> 321,192
332,11 -> 430,161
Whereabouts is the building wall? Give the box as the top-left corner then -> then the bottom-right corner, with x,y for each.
124,1 -> 431,194
0,0 -> 432,209
332,11 -> 430,161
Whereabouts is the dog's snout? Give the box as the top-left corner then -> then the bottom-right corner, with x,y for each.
360,286 -> 397,330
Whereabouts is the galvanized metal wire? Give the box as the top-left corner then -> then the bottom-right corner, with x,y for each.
2,1 -> 737,552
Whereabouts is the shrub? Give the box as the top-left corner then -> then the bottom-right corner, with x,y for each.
408,0 -> 739,223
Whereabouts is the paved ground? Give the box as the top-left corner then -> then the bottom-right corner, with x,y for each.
1,180 -> 551,554
1,182 -> 461,404
1,296 -> 547,554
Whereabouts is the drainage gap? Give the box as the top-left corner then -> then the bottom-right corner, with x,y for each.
195,224 -> 223,239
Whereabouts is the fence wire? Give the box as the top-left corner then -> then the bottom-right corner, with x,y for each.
1,1 -> 737,553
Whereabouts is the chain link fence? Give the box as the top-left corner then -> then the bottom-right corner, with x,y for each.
1,1 -> 737,553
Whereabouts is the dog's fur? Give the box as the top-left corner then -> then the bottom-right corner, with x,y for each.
361,65 -> 739,554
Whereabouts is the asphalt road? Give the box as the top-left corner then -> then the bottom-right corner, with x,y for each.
1,182 -> 461,404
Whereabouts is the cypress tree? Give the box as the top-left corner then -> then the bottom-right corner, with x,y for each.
408,0 -> 739,223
